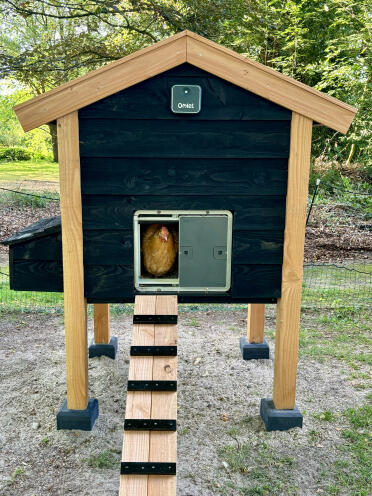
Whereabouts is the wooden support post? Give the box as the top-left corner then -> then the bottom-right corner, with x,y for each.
58,111 -> 88,411
94,304 -> 110,344
247,304 -> 265,344
273,112 -> 312,410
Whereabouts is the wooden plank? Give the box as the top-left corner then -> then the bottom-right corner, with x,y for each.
88,264 -> 281,301
10,228 -> 284,266
93,304 -> 110,344
80,158 -> 288,196
82,195 -> 286,231
84,230 -> 133,264
79,119 -> 290,158
148,295 -> 178,495
88,295 -> 276,304
57,111 -> 88,410
15,31 -> 355,134
10,260 -> 63,292
232,265 -> 282,299
79,64 -> 291,121
15,34 -> 187,132
273,113 -> 313,409
185,32 -> 356,133
120,295 -> 177,496
9,260 -> 282,301
12,234 -> 62,261
120,295 -> 156,496
233,230 -> 283,264
247,304 -> 265,344
84,265 -> 133,299
83,229 -> 283,266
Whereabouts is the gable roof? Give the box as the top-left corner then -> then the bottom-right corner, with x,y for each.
14,30 -> 356,134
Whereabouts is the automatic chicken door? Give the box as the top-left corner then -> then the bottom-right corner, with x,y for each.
134,210 -> 232,293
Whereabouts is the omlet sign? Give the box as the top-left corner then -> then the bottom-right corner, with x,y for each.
171,85 -> 202,114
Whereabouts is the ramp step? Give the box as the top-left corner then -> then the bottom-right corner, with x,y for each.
121,462 -> 177,475
127,380 -> 177,391
124,419 -> 177,431
133,314 -> 177,324
130,345 -> 177,356
119,295 -> 178,496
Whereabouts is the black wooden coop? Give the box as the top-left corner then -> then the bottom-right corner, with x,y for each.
3,31 -> 355,434
4,62 -> 294,304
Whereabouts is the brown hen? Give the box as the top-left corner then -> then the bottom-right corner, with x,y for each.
142,224 -> 178,276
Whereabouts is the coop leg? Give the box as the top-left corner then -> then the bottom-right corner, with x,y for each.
240,304 -> 269,360
56,112 -> 98,430
260,112 -> 312,431
89,304 -> 118,359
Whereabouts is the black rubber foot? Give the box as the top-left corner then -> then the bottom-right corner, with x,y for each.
240,336 -> 270,360
260,398 -> 303,431
56,398 -> 99,431
89,336 -> 118,359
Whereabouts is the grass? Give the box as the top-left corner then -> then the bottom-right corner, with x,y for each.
299,305 -> 372,369
322,400 -> 372,495
0,266 -> 64,314
7,467 -> 25,486
0,159 -> 59,182
217,399 -> 372,495
218,443 -> 297,495
0,188 -> 59,208
85,450 -> 120,469
302,263 -> 372,309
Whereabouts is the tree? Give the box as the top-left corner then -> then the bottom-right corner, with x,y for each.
1,0 -> 370,165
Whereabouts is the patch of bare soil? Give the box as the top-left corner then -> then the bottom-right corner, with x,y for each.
1,180 -> 59,193
0,309 -> 369,495
304,204 -> 371,262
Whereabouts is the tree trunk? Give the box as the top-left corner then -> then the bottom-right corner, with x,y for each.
48,122 -> 59,162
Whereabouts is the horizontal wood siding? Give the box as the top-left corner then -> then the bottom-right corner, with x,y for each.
81,158 -> 288,196
9,256 -> 279,303
78,64 -> 289,302
82,195 -> 286,231
12,234 -> 62,261
10,258 -> 63,292
79,119 -> 290,158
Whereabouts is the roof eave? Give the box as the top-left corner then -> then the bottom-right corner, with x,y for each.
14,30 -> 356,134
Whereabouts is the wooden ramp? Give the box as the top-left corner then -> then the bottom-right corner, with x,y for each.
119,295 -> 178,496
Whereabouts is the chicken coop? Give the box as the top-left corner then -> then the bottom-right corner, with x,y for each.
3,31 -> 356,437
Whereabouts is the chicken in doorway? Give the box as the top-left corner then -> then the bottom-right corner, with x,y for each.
142,224 -> 178,277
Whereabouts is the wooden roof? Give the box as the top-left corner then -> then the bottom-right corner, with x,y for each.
14,30 -> 356,134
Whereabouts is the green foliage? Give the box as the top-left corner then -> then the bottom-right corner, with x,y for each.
0,146 -> 31,161
0,0 -> 370,167
0,88 -> 52,156
86,450 -> 119,469
312,410 -> 336,422
344,401 -> 372,430
7,466 -> 25,486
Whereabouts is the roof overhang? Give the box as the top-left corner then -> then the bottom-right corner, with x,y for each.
14,30 -> 356,134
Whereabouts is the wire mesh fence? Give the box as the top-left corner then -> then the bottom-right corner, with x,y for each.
302,263 -> 371,308
1,263 -> 370,314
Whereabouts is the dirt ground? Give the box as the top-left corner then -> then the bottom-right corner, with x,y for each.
0,308 -> 369,496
